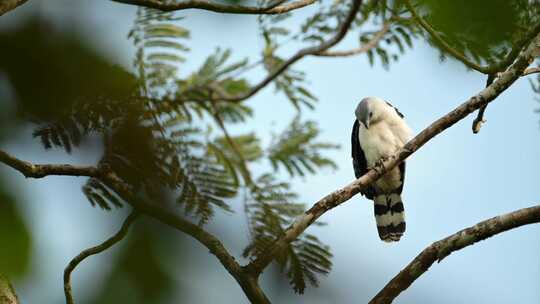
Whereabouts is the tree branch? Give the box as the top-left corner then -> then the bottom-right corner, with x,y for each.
0,275 -> 19,304
369,204 -> 540,304
64,211 -> 139,304
110,0 -> 315,14
316,21 -> 391,57
245,29 -> 540,276
0,152 -> 269,302
0,0 -> 28,16
218,0 -> 363,102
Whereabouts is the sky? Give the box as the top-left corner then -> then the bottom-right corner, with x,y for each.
0,1 -> 539,303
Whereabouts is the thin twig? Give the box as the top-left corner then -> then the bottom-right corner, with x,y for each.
370,204 -> 540,304
472,74 -> 495,133
218,0 -> 363,102
110,0 -> 316,14
64,211 -> 139,304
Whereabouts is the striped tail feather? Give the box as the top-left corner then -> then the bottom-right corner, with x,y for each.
374,193 -> 406,242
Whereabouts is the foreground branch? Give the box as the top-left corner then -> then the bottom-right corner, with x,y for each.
64,211 -> 139,304
111,0 -> 315,14
370,204 -> 540,304
245,29 -> 540,275
0,275 -> 18,304
0,153 -> 269,302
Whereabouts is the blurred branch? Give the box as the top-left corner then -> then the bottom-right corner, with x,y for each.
370,204 -> 540,304
217,0 -> 363,102
64,211 -> 139,304
0,150 -> 100,178
0,275 -> 19,304
111,0 -> 315,14
0,0 -> 28,16
404,0 -> 491,73
245,30 -> 540,276
405,0 -> 540,75
316,21 -> 391,57
472,74 -> 495,134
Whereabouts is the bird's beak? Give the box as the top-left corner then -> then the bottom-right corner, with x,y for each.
361,117 -> 370,129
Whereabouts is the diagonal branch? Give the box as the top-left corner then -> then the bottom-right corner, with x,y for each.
64,211 -> 139,304
369,204 -> 540,304
110,0 -> 315,14
316,21 -> 391,57
245,29 -> 540,276
218,0 -> 363,103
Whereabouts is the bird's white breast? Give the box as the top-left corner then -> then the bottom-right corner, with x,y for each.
358,118 -> 410,167
358,117 -> 410,192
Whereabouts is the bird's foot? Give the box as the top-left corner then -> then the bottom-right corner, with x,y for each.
371,157 -> 389,172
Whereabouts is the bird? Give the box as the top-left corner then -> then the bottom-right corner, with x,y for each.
351,97 -> 412,242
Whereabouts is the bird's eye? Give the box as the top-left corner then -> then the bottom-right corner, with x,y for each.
369,112 -> 373,118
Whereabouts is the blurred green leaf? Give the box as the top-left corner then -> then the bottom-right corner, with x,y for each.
0,182 -> 31,278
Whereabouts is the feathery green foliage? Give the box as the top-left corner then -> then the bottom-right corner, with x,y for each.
243,174 -> 332,294
268,118 -> 338,177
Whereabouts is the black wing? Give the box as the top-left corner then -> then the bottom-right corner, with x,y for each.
385,101 -> 404,118
351,119 -> 375,199
397,161 -> 406,194
384,101 -> 407,193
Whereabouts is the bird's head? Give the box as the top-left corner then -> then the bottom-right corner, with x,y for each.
355,96 -> 387,129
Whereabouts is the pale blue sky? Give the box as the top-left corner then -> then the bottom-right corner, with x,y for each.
1,1 -> 539,303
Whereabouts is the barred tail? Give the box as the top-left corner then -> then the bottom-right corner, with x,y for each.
374,193 -> 406,242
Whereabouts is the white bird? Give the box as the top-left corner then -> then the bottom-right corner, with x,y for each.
351,97 -> 412,242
